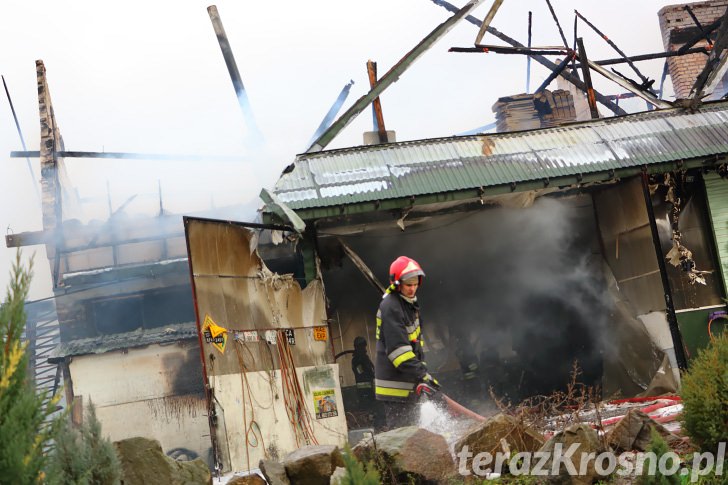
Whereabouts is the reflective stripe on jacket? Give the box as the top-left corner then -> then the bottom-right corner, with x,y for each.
374,291 -> 427,402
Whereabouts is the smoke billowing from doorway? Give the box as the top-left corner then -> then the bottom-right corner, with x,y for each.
325,195 -> 613,401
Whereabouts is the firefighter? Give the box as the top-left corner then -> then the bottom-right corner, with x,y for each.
375,256 -> 439,428
351,336 -> 385,429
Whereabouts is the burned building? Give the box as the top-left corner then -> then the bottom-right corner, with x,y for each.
7,61 -> 212,464
261,100 -> 728,410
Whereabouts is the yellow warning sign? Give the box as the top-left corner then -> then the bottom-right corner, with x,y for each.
313,326 -> 328,341
203,315 -> 228,354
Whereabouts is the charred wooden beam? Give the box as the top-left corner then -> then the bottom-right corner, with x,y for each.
658,61 -> 670,100
2,75 -> 40,205
677,18 -> 721,55
451,45 -> 570,55
367,61 -> 388,143
337,238 -> 386,295
474,0 -> 505,45
535,53 -> 575,93
575,10 -> 652,89
6,228 -> 185,251
526,11 -> 533,93
545,0 -> 569,49
684,5 -> 714,46
307,80 -> 354,148
576,38 -> 600,119
586,58 -> 672,109
429,0 -> 626,115
36,60 -> 66,287
307,0 -> 489,153
6,230 -> 50,248
691,8 -> 728,102
640,172 -> 688,371
10,151 -> 246,162
207,5 -> 261,140
571,47 -> 710,69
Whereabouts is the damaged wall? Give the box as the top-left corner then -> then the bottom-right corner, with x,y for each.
69,342 -> 211,463
320,191 -> 673,402
185,218 -> 347,473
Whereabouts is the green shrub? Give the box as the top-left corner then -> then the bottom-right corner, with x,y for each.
339,445 -> 380,485
638,428 -> 680,485
46,401 -> 121,485
680,332 -> 728,452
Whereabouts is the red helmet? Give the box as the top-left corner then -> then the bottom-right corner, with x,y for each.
389,256 -> 425,286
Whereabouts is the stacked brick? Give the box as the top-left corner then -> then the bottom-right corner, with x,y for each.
658,0 -> 728,99
492,89 -> 576,133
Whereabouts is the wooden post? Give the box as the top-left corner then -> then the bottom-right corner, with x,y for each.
526,11 -> 532,93
576,38 -> 600,119
367,61 -> 388,143
207,5 -> 261,140
36,60 -> 65,286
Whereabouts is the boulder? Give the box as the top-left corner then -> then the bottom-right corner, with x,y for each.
538,423 -> 606,485
114,437 -> 211,485
453,413 -> 545,470
227,474 -> 266,485
329,466 -> 347,484
281,444 -> 345,485
353,426 -> 455,484
606,409 -> 680,452
260,459 -> 291,485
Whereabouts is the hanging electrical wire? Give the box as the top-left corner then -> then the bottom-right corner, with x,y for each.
276,329 -> 318,447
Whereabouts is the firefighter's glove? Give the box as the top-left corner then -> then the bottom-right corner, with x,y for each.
416,373 -> 441,398
422,373 -> 440,389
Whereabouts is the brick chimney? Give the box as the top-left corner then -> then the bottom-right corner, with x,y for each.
658,0 -> 728,99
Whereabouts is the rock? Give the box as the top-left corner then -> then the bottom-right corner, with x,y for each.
227,474 -> 266,485
260,459 -> 290,485
453,413 -> 544,470
329,466 -> 347,485
114,436 -> 211,485
353,426 -> 455,484
538,423 -> 606,485
281,444 -> 345,485
606,409 -> 680,452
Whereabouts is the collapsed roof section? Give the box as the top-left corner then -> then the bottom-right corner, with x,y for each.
271,100 -> 728,221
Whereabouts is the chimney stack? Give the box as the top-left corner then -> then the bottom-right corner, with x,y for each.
658,0 -> 728,99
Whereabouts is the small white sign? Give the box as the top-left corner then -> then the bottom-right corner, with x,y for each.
264,330 -> 277,345
243,331 -> 259,342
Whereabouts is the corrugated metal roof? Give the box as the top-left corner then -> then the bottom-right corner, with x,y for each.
273,101 -> 728,211
51,322 -> 198,360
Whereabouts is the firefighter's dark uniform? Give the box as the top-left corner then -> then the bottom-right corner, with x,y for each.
374,289 -> 428,428
351,342 -> 385,429
352,347 -> 375,398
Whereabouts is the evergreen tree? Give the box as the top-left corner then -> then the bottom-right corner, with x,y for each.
47,401 -> 121,485
0,252 -> 61,484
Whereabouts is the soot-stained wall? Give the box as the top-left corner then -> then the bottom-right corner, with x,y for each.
321,194 -> 611,401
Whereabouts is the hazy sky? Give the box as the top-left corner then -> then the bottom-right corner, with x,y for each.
1,0 -> 683,300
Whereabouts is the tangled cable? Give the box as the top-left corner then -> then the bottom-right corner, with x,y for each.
276,329 -> 319,447
234,340 -> 267,472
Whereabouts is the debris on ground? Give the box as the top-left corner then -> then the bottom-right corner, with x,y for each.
113,436 -> 211,484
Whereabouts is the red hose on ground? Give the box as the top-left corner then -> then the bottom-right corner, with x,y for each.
441,393 -> 487,421
609,395 -> 681,405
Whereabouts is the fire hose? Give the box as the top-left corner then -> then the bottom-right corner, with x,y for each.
416,382 -> 487,422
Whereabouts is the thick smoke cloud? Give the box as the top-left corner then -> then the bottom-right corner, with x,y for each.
329,195 -> 613,400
